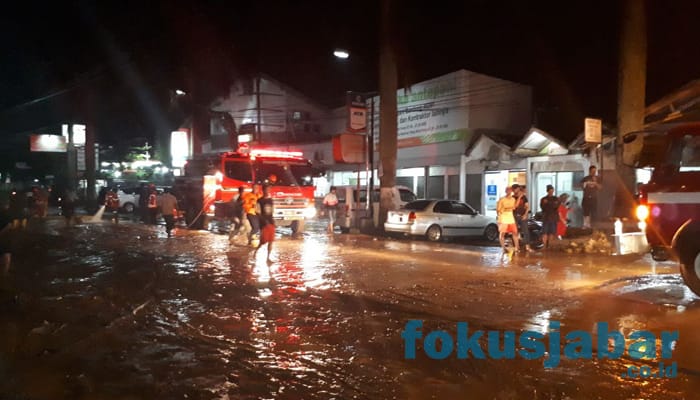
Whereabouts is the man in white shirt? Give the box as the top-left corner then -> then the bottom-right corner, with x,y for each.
322,187 -> 339,233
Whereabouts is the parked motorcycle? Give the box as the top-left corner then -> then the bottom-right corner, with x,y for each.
504,217 -> 544,250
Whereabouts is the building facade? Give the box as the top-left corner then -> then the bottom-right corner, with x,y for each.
325,69 -> 533,212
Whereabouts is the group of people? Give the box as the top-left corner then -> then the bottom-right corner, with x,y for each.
496,165 -> 602,252
227,183 -> 276,263
99,183 -> 180,237
5,186 -> 52,230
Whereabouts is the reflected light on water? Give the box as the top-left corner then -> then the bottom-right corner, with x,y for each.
252,257 -> 271,284
299,237 -> 331,289
524,310 -> 552,335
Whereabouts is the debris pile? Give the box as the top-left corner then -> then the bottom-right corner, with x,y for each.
563,230 -> 613,254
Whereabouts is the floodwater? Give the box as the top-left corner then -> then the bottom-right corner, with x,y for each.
0,219 -> 699,399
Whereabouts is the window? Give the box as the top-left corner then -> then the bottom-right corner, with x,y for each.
451,202 -> 476,215
403,200 -> 432,211
225,160 -> 253,182
399,189 -> 417,203
254,161 -> 315,186
680,134 -> 700,170
433,201 -> 451,214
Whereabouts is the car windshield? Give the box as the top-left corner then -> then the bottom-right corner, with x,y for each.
254,160 -> 315,187
680,134 -> 700,170
402,200 -> 432,211
399,189 -> 417,203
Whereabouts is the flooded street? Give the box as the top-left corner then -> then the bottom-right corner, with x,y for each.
1,219 -> 699,399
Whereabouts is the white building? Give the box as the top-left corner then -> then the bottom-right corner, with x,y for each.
206,73 -> 333,151
325,69 -> 533,213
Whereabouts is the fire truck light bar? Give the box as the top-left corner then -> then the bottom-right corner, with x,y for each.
249,149 -> 304,158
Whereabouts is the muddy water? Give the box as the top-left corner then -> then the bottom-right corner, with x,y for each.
0,221 -> 699,399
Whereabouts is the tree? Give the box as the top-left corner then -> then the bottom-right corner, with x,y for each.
616,0 -> 646,216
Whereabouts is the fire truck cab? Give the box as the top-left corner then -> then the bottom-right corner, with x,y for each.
175,145 -> 321,234
624,122 -> 700,295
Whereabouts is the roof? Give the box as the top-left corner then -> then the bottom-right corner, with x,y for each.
512,127 -> 568,156
465,130 -> 522,156
645,80 -> 700,126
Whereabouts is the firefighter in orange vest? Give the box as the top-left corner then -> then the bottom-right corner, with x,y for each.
105,187 -> 120,223
241,184 -> 262,245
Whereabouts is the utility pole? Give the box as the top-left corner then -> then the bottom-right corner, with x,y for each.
84,90 -> 97,210
378,0 -> 398,230
616,0 -> 647,216
85,122 -> 96,208
256,75 -> 262,144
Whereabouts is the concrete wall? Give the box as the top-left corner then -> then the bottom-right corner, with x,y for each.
465,71 -> 533,135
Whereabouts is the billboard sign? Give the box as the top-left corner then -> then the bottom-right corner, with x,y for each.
332,133 -> 366,164
368,71 -> 470,148
347,92 -> 367,132
30,134 -> 67,152
585,118 -> 602,144
171,130 -> 190,168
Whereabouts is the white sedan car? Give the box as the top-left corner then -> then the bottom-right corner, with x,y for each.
384,199 -> 499,242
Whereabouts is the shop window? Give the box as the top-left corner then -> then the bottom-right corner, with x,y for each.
465,174 -> 482,212
448,175 -> 459,200
396,176 -> 413,191
416,177 -> 425,198
428,176 -> 444,199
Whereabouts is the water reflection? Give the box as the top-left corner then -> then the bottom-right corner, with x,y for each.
3,219 -> 700,399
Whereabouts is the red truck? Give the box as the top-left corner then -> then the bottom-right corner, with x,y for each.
174,145 -> 319,233
625,122 -> 700,295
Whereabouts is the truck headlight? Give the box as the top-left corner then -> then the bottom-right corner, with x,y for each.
303,206 -> 317,219
635,204 -> 649,221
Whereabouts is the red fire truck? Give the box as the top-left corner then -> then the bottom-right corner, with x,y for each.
174,145 -> 320,233
625,122 -> 700,295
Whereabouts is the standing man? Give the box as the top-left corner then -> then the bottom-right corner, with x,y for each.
580,165 -> 602,229
158,188 -> 179,237
540,185 -> 561,249
322,186 -> 339,233
138,183 -> 149,223
228,186 -> 246,241
62,188 -> 78,227
242,184 -> 262,245
147,184 -> 158,225
105,187 -> 120,223
496,187 -> 519,252
0,202 -> 12,276
512,184 -> 533,252
254,185 -> 275,264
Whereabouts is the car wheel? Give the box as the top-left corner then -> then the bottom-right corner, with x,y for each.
123,202 -> 135,213
426,224 -> 442,242
680,248 -> 700,297
291,220 -> 305,234
484,224 -> 499,242
651,246 -> 670,262
340,227 -> 350,234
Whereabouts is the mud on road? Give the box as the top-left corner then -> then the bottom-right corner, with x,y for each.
0,221 -> 698,399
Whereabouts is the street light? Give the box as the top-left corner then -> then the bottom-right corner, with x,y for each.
175,89 -> 186,96
333,49 -> 350,59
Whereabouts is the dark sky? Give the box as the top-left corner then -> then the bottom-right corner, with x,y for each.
1,0 -> 700,154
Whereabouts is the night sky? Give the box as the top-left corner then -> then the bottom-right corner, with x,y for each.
2,0 -> 700,160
